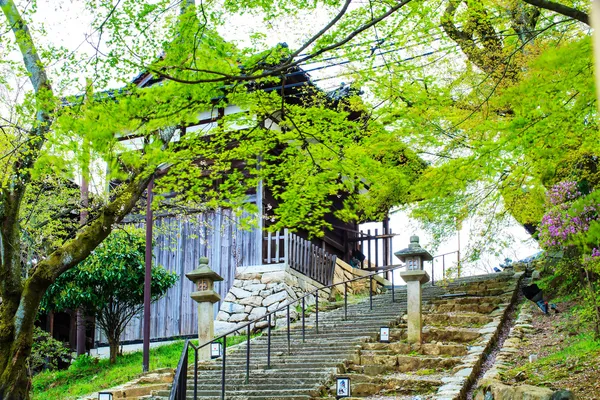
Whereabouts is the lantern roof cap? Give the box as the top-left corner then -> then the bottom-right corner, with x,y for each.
394,235 -> 433,262
186,257 -> 224,282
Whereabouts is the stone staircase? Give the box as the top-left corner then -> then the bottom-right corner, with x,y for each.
150,272 -> 520,400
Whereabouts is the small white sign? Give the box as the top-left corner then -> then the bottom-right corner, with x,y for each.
210,342 -> 222,359
336,377 -> 351,397
380,327 -> 390,342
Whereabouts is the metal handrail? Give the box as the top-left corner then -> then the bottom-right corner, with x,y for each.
432,250 -> 460,284
169,263 -> 408,400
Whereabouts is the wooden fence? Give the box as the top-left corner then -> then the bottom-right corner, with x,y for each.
263,229 -> 337,286
97,209 -> 261,344
344,227 -> 396,270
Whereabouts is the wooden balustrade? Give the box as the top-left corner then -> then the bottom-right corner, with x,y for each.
262,229 -> 337,285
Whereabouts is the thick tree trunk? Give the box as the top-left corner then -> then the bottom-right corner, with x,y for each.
0,274 -> 48,400
0,172 -> 154,399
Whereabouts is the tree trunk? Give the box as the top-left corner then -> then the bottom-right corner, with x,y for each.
108,338 -> 119,365
0,172 -> 154,398
0,335 -> 33,400
0,280 -> 44,400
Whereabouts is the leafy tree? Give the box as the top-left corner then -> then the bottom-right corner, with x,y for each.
41,229 -> 178,364
0,1 -> 422,397
0,0 -> 593,397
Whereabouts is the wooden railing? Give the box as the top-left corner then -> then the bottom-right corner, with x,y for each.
262,230 -> 286,264
262,229 -> 337,286
343,227 -> 396,270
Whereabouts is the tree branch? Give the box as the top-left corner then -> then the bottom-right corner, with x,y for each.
148,0 -> 414,85
16,169 -> 155,337
521,0 -> 589,26
0,0 -> 54,314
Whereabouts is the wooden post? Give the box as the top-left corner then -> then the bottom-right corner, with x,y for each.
284,229 -> 289,266
267,231 -> 272,264
143,177 -> 154,372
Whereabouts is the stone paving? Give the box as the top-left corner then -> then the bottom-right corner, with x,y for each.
472,301 -> 555,400
324,272 -> 523,400
143,271 -> 523,400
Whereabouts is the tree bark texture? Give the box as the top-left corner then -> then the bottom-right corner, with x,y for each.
0,0 -> 163,397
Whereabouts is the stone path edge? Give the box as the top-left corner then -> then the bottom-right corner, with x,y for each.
433,271 -> 525,400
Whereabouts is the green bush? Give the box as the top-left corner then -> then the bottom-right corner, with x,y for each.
28,327 -> 71,376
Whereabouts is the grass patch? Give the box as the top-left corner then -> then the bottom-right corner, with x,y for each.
500,334 -> 600,386
415,368 -> 436,376
32,334 -> 259,400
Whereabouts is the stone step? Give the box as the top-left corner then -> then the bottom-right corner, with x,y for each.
328,372 -> 443,397
361,342 -> 467,357
152,389 -> 313,399
196,360 -> 347,371
183,381 -> 323,391
153,388 -> 320,398
423,313 -> 493,326
194,366 -> 337,375
429,303 -> 500,314
352,354 -> 462,374
429,296 -> 503,305
423,327 -> 481,343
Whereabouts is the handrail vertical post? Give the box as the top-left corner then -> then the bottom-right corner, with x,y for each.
432,260 -> 435,286
375,228 -> 379,270
267,314 -> 272,369
284,228 -> 289,266
315,289 -> 319,334
287,304 -> 291,355
367,229 -> 371,270
302,297 -> 306,342
221,335 -> 226,400
194,346 -> 198,400
443,255 -> 446,279
183,347 -> 188,400
344,282 -> 348,320
369,275 -> 373,311
246,324 -> 250,384
392,271 -> 395,303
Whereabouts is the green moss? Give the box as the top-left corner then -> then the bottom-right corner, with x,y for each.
500,334 -> 600,385
415,368 -> 436,375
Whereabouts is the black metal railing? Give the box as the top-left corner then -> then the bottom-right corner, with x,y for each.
431,250 -> 460,285
168,263 -> 408,400
171,340 -> 197,400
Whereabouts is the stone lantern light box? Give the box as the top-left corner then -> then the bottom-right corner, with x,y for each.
394,235 -> 433,272
186,257 -> 224,304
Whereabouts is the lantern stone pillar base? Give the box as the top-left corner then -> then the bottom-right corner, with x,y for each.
197,302 -> 214,360
400,270 -> 430,344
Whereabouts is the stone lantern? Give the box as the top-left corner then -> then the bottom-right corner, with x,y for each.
394,235 -> 432,344
186,257 -> 223,360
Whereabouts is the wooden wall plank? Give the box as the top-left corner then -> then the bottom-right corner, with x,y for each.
101,209 -> 260,344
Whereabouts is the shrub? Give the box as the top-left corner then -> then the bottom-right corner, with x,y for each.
28,327 -> 71,376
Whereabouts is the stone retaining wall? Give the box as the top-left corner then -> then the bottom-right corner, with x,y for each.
473,302 -> 555,400
216,260 -> 386,330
